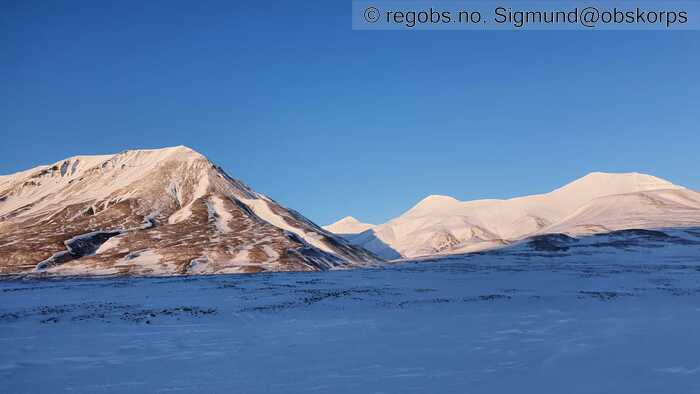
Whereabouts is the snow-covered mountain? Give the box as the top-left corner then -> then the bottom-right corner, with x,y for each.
323,216 -> 375,235
0,146 -> 378,276
337,172 -> 700,259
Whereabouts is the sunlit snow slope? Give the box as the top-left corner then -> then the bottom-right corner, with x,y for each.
0,146 -> 378,275
331,172 -> 700,259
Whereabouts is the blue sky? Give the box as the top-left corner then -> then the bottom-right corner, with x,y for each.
2,1 -> 699,225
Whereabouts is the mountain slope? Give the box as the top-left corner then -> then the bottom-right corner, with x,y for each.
0,146 -> 378,276
539,188 -> 700,236
323,216 -> 375,235
344,172 -> 700,259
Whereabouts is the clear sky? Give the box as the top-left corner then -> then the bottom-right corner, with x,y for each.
2,1 -> 699,225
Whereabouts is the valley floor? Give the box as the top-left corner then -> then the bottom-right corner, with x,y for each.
2,252 -> 700,393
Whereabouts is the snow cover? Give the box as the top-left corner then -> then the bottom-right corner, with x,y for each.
167,174 -> 210,225
94,235 -> 123,255
0,146 -> 201,218
116,249 -> 164,273
3,231 -> 700,393
348,172 -> 700,259
238,196 -> 336,255
4,149 -> 700,392
206,196 -> 233,233
323,216 -> 375,234
539,188 -> 700,236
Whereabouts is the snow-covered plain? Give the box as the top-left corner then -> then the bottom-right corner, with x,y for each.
2,229 -> 700,393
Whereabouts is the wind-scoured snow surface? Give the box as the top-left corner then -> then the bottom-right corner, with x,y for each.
2,229 -> 700,393
334,172 -> 700,259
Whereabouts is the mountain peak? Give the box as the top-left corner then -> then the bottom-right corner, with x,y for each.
120,145 -> 206,160
554,172 -> 681,197
161,145 -> 204,157
324,216 -> 375,235
419,194 -> 459,205
580,171 -> 656,180
128,145 -> 194,152
406,194 -> 460,215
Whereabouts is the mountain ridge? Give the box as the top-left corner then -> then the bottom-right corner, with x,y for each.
327,172 -> 700,259
3,148 -> 698,274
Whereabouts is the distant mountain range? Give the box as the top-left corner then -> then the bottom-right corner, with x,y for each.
2,147 -> 698,277
0,146 -> 377,276
325,172 -> 700,259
